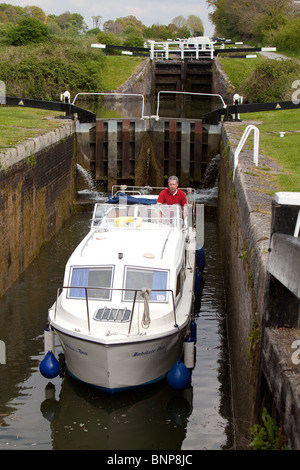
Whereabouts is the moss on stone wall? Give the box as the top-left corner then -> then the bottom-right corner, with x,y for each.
0,134 -> 76,298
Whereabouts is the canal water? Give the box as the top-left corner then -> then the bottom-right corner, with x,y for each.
0,184 -> 234,450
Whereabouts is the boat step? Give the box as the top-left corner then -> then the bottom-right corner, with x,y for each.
94,307 -> 131,322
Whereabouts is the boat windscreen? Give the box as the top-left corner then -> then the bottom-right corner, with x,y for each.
91,204 -> 182,229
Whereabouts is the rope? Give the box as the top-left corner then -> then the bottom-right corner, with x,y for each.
141,287 -> 151,328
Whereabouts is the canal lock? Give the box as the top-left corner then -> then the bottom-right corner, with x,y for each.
1,56 -> 278,449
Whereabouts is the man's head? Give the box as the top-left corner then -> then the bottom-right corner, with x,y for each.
168,176 -> 179,194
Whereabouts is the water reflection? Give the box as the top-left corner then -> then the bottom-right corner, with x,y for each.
74,95 -> 220,120
42,376 -> 193,450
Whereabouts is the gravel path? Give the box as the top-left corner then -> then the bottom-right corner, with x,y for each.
258,50 -> 290,60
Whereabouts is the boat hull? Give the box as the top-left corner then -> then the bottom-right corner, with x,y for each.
54,326 -> 188,393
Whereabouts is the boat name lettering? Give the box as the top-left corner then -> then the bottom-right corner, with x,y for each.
65,342 -> 88,356
132,345 -> 165,357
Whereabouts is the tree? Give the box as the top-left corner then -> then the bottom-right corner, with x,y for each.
2,5 -> 18,23
0,11 -> 8,23
7,17 -> 50,45
117,15 -> 144,33
56,11 -> 71,29
103,19 -> 124,34
123,33 -> 144,47
69,13 -> 87,33
172,15 -> 186,28
97,30 -> 122,46
92,15 -> 102,29
144,24 -> 174,40
187,15 -> 204,35
207,0 -> 290,41
24,5 -> 45,22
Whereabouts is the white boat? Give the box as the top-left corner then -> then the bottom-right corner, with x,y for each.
47,186 -> 198,393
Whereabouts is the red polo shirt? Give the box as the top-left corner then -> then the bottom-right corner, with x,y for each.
157,188 -> 187,208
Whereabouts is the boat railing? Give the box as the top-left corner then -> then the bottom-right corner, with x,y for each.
111,185 -> 196,227
54,286 -> 177,336
90,203 -> 185,230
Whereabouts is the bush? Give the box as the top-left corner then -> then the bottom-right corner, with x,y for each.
273,18 -> 300,54
0,39 -> 106,100
123,33 -> 144,48
97,31 -> 122,46
7,17 -> 50,45
240,59 -> 300,102
253,13 -> 288,45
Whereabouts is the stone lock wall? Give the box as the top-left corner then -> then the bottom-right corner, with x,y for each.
218,121 -> 277,446
0,124 -> 76,298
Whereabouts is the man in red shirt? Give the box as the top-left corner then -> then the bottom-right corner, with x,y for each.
157,176 -> 187,218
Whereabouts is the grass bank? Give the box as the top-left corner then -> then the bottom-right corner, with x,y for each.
219,55 -> 267,90
0,107 -> 63,149
240,110 -> 300,192
0,54 -> 144,150
219,55 -> 300,192
101,56 -> 144,91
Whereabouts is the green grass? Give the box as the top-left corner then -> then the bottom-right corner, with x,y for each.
240,109 -> 300,192
276,48 -> 300,60
219,55 -> 266,89
0,107 -> 63,148
102,56 -> 145,91
219,54 -> 300,192
0,55 -> 144,150
1,55 -> 299,193
0,52 -> 145,148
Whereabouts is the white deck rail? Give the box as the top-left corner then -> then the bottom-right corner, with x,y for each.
233,125 -> 259,180
55,286 -> 177,335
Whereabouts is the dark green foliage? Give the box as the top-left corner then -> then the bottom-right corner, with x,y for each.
240,59 -> 300,102
0,39 -> 106,100
6,17 -> 50,45
273,18 -> 300,54
97,31 -> 122,46
249,408 -> 288,450
210,0 -> 293,47
123,33 -> 144,48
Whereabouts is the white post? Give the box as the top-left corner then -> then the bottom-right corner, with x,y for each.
233,125 -> 260,180
180,42 -> 184,60
150,42 -> 154,60
294,210 -> 300,237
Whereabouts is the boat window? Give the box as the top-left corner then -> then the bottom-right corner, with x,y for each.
68,266 -> 114,300
123,267 -> 168,302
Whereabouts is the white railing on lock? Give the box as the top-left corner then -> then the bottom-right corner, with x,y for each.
233,125 -> 259,180
155,90 -> 227,120
294,210 -> 300,237
148,38 -> 214,60
72,92 -> 145,119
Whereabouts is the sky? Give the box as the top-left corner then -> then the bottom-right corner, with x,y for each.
5,0 -> 215,37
